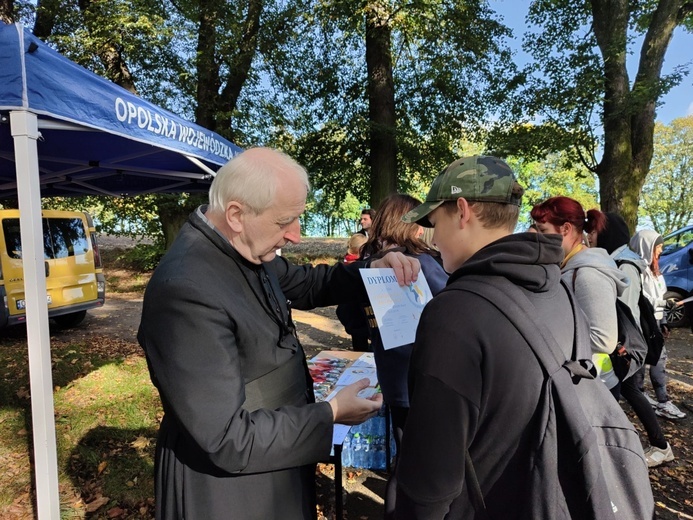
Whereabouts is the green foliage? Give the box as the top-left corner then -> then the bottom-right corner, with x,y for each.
487,0 -> 604,168
117,243 -> 165,272
258,0 -> 517,208
508,153 -> 599,226
304,190 -> 366,236
42,194 -> 163,239
640,117 -> 693,234
483,0 -> 693,232
18,0 -> 519,233
45,0 -> 180,87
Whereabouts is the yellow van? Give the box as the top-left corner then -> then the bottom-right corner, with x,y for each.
0,209 -> 106,328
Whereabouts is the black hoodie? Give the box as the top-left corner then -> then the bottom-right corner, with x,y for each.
396,233 -> 574,519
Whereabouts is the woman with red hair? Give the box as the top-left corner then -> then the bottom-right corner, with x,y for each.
531,196 -> 629,396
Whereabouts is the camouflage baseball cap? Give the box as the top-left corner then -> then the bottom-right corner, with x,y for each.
402,155 -> 523,227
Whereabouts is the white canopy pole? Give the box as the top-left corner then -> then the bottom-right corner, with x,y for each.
10,110 -> 61,519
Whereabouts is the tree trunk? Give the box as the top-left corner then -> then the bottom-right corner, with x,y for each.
0,0 -> 13,23
156,194 -> 206,250
591,0 -> 689,232
365,2 -> 397,209
77,0 -> 138,94
591,0 -> 631,218
195,0 -> 222,132
217,0 -> 263,142
33,0 -> 61,39
194,0 -> 263,141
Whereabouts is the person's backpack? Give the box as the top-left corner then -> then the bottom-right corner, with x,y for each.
612,299 -> 649,380
571,268 -> 648,381
615,259 -> 665,365
459,276 -> 654,520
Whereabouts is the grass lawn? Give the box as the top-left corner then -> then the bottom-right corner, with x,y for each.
0,333 -> 160,519
0,242 -> 341,519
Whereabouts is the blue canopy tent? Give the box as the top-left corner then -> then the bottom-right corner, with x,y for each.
0,22 -> 242,517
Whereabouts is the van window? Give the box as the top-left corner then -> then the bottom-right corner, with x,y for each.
2,217 -> 89,260
662,228 -> 693,256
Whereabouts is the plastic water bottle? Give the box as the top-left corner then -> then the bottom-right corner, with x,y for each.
361,435 -> 372,468
362,416 -> 373,436
373,441 -> 386,470
352,433 -> 362,468
341,434 -> 352,467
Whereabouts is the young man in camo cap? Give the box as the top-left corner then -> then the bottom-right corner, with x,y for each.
394,156 -> 597,518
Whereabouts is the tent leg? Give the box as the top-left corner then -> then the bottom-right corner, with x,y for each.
11,110 -> 61,519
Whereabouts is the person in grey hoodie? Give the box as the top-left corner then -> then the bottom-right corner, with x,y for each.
594,213 -> 675,467
531,196 -> 629,396
630,229 -> 687,421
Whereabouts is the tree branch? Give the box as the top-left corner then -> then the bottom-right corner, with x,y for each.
574,144 -> 597,173
678,2 -> 693,21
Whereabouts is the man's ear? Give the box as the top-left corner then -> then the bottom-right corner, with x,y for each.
457,198 -> 471,229
226,202 -> 244,233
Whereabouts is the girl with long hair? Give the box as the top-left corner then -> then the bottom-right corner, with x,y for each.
360,193 -> 448,519
629,230 -> 686,421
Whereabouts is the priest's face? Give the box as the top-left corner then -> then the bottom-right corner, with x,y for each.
233,171 -> 306,264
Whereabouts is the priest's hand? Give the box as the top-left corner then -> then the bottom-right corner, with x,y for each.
329,378 -> 383,425
371,251 -> 420,286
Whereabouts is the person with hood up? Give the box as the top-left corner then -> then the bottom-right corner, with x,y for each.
531,196 -> 629,397
592,213 -> 675,467
630,229 -> 687,421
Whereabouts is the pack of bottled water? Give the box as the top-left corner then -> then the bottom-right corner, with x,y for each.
341,408 -> 395,470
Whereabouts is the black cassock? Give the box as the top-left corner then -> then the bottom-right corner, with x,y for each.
138,207 -> 363,519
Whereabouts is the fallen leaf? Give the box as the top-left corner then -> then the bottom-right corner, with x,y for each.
107,506 -> 124,517
85,495 -> 110,513
97,461 -> 108,474
131,436 -> 151,450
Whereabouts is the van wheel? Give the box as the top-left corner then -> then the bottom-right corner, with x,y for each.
664,291 -> 689,328
53,310 -> 87,329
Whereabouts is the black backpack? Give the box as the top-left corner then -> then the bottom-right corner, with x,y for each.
615,259 -> 664,365
571,268 -> 648,382
613,299 -> 649,380
459,276 -> 654,520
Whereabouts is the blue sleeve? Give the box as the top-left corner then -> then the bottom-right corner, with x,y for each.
418,253 -> 448,296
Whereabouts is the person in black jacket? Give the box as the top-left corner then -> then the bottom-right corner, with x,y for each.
138,147 -> 419,520
396,156 -> 583,518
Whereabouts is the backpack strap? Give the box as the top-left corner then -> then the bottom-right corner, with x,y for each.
614,258 -> 646,300
242,351 -> 311,412
458,275 -> 594,380
614,258 -> 643,273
